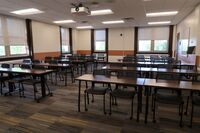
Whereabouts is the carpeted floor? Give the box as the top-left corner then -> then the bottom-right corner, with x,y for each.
0,73 -> 200,133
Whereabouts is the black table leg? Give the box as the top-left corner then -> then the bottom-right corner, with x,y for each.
145,86 -> 150,123
65,72 -> 67,86
78,80 -> 81,112
41,75 -> 46,97
137,86 -> 142,122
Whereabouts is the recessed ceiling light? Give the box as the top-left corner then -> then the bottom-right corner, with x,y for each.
11,8 -> 44,15
53,20 -> 75,24
90,9 -> 113,16
146,11 -> 178,17
102,20 -> 124,24
148,21 -> 171,25
76,26 -> 93,29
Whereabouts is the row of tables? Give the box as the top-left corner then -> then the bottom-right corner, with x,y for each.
76,74 -> 200,123
0,67 -> 53,100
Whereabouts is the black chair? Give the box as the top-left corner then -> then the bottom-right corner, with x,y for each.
84,69 -> 111,114
190,93 -> 200,127
23,59 -> 31,64
45,56 -> 52,63
32,60 -> 41,64
152,72 -> 184,127
21,64 -> 51,102
136,55 -> 145,62
0,63 -> 10,95
109,71 -> 138,119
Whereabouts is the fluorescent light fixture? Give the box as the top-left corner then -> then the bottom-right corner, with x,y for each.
11,8 -> 44,15
90,9 -> 113,16
102,20 -> 124,24
148,21 -> 171,25
53,20 -> 75,24
76,26 -> 93,29
146,11 -> 178,17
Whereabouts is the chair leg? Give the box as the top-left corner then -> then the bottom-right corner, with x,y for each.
45,82 -> 52,96
180,102 -> 184,127
33,84 -> 39,102
0,82 -> 3,95
18,83 -> 22,97
21,83 -> 25,98
185,96 -> 189,115
153,98 -> 156,123
84,91 -> 88,111
109,93 -> 112,115
130,97 -> 134,120
190,103 -> 194,128
103,94 -> 106,114
91,94 -> 94,103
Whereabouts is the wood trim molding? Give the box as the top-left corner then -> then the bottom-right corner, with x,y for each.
106,28 -> 109,62
59,26 -> 62,55
26,19 -> 34,60
168,25 -> 174,57
134,27 -> 138,56
69,28 -> 73,54
91,29 -> 94,54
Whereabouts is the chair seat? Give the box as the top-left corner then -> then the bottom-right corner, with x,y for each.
0,76 -> 9,81
8,77 -> 31,83
156,93 -> 183,105
86,86 -> 108,95
193,97 -> 200,106
22,79 -> 41,85
111,89 -> 135,99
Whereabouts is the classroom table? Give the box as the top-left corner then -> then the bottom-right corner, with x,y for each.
75,74 -> 145,122
144,79 -> 200,123
12,62 -> 73,86
0,67 -> 53,100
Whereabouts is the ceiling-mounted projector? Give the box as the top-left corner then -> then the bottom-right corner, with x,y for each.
71,3 -> 90,15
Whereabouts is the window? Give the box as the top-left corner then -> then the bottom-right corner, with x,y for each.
10,46 -> 28,55
0,46 -> 5,56
138,27 -> 169,53
154,40 -> 168,52
0,16 -> 28,57
179,39 -> 188,55
94,30 -> 106,52
138,40 -> 151,51
61,28 -> 70,53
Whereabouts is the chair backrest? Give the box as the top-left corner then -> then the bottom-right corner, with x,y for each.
49,60 -> 58,64
23,59 -> 31,63
1,63 -> 10,68
156,72 -> 179,81
136,55 -> 145,62
123,56 -> 133,62
32,60 -> 41,64
93,69 -> 110,76
117,70 -> 138,78
45,56 -> 52,63
21,64 -> 31,69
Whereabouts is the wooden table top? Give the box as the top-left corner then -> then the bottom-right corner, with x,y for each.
12,62 -> 71,68
0,67 -> 53,75
144,78 -> 200,91
102,65 -> 199,74
75,74 -> 145,86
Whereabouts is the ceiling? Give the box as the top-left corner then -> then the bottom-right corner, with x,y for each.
0,0 -> 199,29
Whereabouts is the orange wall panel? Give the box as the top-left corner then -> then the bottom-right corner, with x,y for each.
34,52 -> 60,60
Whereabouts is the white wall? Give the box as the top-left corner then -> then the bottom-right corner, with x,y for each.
176,4 -> 200,63
108,28 -> 134,62
32,21 -> 60,53
73,29 -> 91,53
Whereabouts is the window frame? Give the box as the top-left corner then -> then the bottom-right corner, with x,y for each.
60,27 -> 72,54
135,26 -> 173,55
91,29 -> 108,61
138,39 -> 168,53
0,16 -> 31,61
